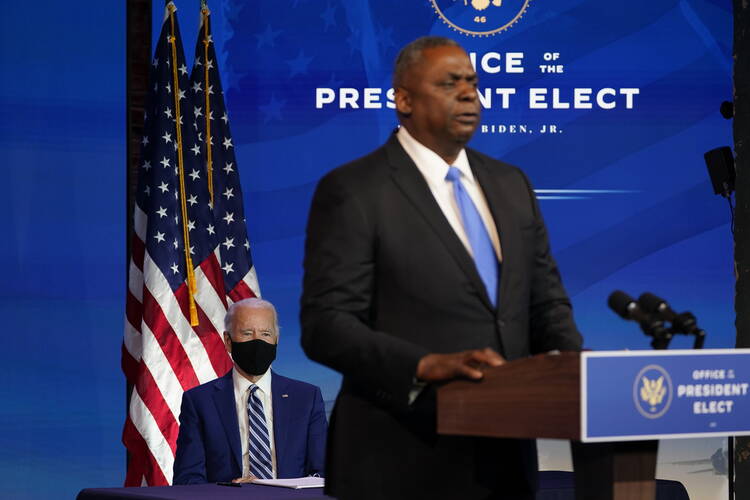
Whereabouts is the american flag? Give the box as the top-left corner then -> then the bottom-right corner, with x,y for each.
122,2 -> 259,486
189,4 -> 260,301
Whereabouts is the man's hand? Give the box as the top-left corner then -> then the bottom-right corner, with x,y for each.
416,348 -> 504,382
231,474 -> 257,483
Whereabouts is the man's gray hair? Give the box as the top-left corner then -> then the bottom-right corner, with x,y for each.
392,36 -> 460,88
224,298 -> 280,337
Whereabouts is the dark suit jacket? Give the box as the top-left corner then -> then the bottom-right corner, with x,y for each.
172,370 -> 327,484
300,134 -> 582,500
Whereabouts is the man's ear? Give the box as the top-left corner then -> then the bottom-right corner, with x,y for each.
223,332 -> 232,353
394,87 -> 412,116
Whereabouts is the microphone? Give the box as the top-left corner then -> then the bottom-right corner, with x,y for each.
638,292 -> 706,348
608,291 -> 672,349
609,290 -> 650,323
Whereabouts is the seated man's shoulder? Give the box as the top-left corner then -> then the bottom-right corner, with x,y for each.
183,371 -> 232,399
272,372 -> 322,396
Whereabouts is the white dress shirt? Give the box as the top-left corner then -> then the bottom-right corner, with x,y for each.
232,367 -> 277,478
396,126 -> 502,262
398,126 -> 504,405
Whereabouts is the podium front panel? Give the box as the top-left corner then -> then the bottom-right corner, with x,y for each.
582,349 -> 750,442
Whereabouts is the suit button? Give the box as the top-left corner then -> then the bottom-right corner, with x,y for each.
496,320 -> 505,329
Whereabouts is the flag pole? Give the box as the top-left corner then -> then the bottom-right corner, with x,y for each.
201,2 -> 215,205
167,2 -> 199,326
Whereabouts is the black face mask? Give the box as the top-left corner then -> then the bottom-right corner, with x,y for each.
231,339 -> 277,375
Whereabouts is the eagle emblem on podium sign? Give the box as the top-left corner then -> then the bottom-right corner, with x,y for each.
640,376 -> 667,410
430,0 -> 531,37
633,365 -> 673,419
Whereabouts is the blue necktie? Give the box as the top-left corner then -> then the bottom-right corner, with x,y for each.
247,385 -> 273,479
445,166 -> 500,307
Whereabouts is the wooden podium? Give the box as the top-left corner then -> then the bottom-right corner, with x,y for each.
437,352 -> 659,500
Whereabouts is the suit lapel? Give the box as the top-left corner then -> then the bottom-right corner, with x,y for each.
271,371 -> 290,474
468,150 -> 522,319
385,135 -> 495,311
212,372 -> 242,472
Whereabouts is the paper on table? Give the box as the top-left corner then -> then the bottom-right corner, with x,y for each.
252,476 -> 325,489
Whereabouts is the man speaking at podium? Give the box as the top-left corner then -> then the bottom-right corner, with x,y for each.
301,37 -> 582,500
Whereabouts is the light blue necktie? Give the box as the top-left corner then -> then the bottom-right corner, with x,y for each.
445,166 -> 500,307
247,385 -> 273,479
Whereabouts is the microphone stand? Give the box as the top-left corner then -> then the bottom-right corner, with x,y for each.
668,311 -> 706,349
638,318 -> 672,350
691,330 -> 706,349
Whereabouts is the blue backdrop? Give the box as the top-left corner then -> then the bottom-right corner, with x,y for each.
0,0 -> 734,498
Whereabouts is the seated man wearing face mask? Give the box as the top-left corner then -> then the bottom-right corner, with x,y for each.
173,298 -> 327,484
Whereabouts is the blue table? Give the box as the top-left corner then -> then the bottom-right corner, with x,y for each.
77,472 -> 688,499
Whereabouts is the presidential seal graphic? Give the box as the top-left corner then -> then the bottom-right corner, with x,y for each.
430,0 -> 531,37
633,364 -> 673,419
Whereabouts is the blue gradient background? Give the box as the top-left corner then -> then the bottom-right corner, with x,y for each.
0,0 -> 734,498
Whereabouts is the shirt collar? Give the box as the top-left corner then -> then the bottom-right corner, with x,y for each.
396,126 -> 474,185
232,365 -> 272,396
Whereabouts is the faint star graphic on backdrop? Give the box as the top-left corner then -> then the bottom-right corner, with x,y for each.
256,24 -> 282,49
259,94 -> 286,123
321,4 -> 337,31
287,50 -> 313,77
223,62 -> 243,93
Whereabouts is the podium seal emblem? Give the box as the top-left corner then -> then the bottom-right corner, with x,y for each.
633,364 -> 673,419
